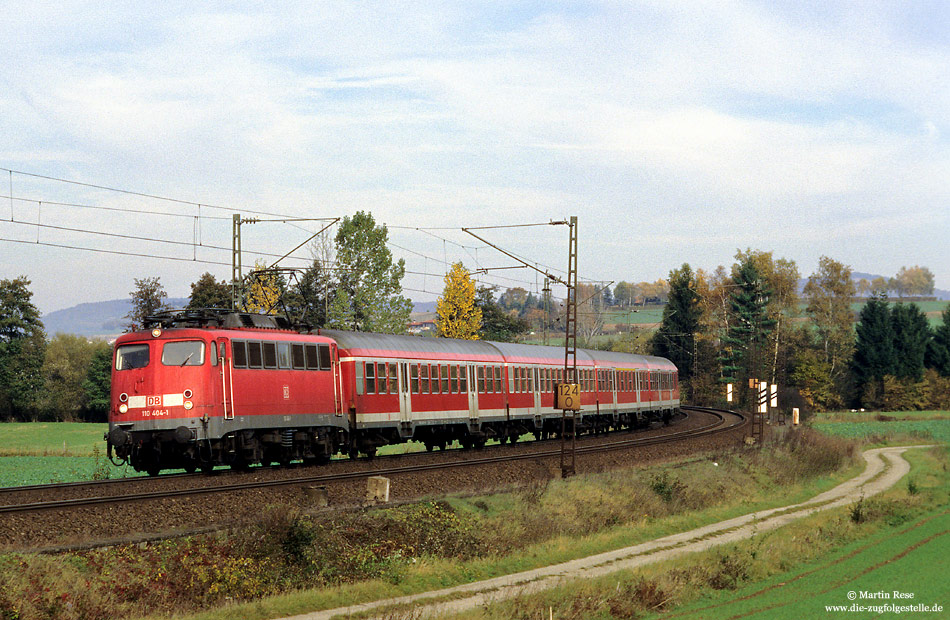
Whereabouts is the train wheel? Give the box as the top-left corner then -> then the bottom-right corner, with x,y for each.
146,464 -> 161,477
183,462 -> 197,475
200,461 -> 215,475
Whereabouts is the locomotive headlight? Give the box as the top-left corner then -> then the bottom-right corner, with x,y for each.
118,403 -> 129,414
183,400 -> 194,410
151,328 -> 162,338
119,392 -> 128,403
183,389 -> 193,399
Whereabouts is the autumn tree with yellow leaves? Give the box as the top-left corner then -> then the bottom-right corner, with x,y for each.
244,261 -> 284,315
436,262 -> 482,340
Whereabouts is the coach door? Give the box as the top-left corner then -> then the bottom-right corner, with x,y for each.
215,340 -> 234,420
611,369 -> 618,414
397,362 -> 412,424
466,364 -> 479,424
532,367 -> 541,419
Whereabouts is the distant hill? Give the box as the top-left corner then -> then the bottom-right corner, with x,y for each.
43,297 -> 440,338
42,298 -> 189,338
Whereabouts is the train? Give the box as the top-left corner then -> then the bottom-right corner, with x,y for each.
106,309 -> 680,476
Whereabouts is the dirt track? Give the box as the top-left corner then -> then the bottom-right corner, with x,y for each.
281,445 -> 931,620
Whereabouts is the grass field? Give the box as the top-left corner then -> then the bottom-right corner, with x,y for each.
811,410 -> 950,445
649,507 -> 949,619
0,422 -> 107,456
0,422 -> 528,486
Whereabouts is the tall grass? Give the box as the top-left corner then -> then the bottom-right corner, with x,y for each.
0,429 -> 863,620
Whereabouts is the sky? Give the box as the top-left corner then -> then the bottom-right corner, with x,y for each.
1,1 -> 948,315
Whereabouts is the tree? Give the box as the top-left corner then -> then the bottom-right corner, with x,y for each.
719,258 -> 775,408
40,334 -> 108,422
894,265 -> 936,297
803,256 -> 855,385
576,282 -> 609,346
652,264 -> 702,382
890,303 -> 930,381
0,277 -> 46,420
476,286 -> 530,342
327,211 -> 413,333
81,344 -> 112,422
734,248 -> 799,385
851,295 -> 895,397
613,281 -> 635,308
499,287 -> 529,315
927,305 -> 950,376
244,261 -> 284,315
436,263 -> 482,340
125,277 -> 169,331
870,277 -> 890,296
188,272 -> 231,309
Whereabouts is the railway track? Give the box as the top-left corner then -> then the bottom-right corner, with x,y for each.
0,406 -> 743,517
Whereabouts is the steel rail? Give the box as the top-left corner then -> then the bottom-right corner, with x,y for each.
0,407 -> 743,516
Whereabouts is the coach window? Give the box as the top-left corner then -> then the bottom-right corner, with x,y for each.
430,365 -> 441,394
459,365 -> 468,392
410,364 -> 419,393
292,344 -> 306,369
365,362 -> 376,394
115,343 -> 149,370
319,344 -> 332,370
388,363 -> 398,393
477,366 -> 486,393
247,342 -> 263,368
380,363 -> 391,394
356,361 -> 364,396
263,342 -> 278,369
305,345 -> 319,370
450,365 -> 459,393
277,343 -> 292,369
440,365 -> 449,393
420,364 -> 429,393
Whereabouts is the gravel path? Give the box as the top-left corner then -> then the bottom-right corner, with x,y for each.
281,445 -> 931,620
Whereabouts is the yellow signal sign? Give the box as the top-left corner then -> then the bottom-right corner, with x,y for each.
555,383 -> 581,411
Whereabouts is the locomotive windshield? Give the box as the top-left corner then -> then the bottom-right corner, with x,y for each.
161,341 -> 206,366
115,344 -> 149,370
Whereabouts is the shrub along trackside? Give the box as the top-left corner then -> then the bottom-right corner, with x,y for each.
0,429 -> 861,620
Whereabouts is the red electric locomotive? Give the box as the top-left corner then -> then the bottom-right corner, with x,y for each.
106,309 -> 679,475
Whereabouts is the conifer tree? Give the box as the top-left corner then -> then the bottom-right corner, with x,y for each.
926,305 -> 950,376
436,262 -> 482,340
719,259 -> 775,407
891,303 -> 931,381
0,277 -> 45,420
851,294 -> 895,393
652,264 -> 701,381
